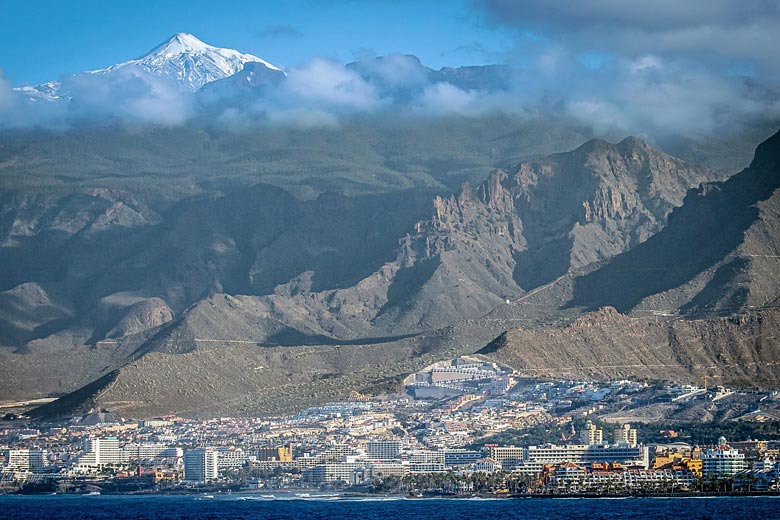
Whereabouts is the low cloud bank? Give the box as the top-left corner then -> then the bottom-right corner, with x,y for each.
1,43 -> 778,138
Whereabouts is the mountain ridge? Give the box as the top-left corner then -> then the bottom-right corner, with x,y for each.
0,133 -> 737,416
570,129 -> 780,315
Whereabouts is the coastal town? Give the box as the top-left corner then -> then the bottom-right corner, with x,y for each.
2,358 -> 780,496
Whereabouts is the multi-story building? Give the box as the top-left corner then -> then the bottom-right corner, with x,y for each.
580,421 -> 603,445
366,440 -> 401,461
184,448 -> 219,482
407,450 -> 446,473
139,419 -> 174,428
369,462 -> 408,478
564,468 -> 696,491
408,461 -> 447,473
408,450 -> 445,464
518,443 -> 650,474
81,436 -> 121,466
120,443 -> 182,462
471,458 -> 499,473
303,461 -> 367,484
487,446 -> 525,470
614,424 -> 637,446
443,449 -> 481,467
316,444 -> 359,463
217,448 -> 251,471
255,446 -> 293,462
702,446 -> 745,479
3,449 -> 47,472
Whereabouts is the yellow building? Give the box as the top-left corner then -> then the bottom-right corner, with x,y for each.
653,453 -> 702,478
277,446 -> 293,462
683,459 -> 702,478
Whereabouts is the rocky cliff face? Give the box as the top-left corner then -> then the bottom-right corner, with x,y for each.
220,137 -> 715,340
509,136 -> 717,288
571,129 -> 780,314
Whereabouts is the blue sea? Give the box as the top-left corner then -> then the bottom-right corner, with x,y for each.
0,494 -> 779,520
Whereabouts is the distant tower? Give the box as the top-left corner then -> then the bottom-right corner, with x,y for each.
614,423 -> 638,446
184,448 -> 218,482
580,420 -> 603,445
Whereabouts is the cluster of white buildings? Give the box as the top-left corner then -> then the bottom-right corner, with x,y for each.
71,436 -> 183,473
291,422 -> 650,485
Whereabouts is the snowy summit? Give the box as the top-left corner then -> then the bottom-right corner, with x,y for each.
16,32 -> 283,99
88,32 -> 283,92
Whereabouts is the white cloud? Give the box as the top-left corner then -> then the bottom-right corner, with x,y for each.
629,55 -> 663,74
279,58 -> 384,111
61,67 -> 192,125
415,82 -> 478,115
476,0 -> 780,77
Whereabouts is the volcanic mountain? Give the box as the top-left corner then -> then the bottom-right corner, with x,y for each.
16,32 -> 282,100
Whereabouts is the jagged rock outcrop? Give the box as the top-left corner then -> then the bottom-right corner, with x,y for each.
106,297 -> 174,339
0,283 -> 72,345
571,129 -> 780,314
509,136 -> 718,288
278,138 -> 716,336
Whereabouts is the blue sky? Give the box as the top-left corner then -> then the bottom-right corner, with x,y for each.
0,0 -> 513,86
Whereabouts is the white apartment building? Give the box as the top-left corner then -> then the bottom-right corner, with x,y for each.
517,443 -> 650,474
184,448 -> 219,482
702,447 -> 745,479
614,424 -> 638,446
3,449 -> 47,472
81,436 -> 121,466
366,440 -> 401,460
580,420 -> 603,445
217,448 -> 251,470
487,446 -> 525,469
120,443 -> 182,462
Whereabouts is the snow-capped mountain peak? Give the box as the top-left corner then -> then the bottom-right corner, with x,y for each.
146,32 -> 213,57
15,33 -> 283,98
93,32 -> 284,92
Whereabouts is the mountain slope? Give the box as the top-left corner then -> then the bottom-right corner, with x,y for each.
118,32 -> 282,92
15,136 -> 736,417
0,133 -> 720,404
29,305 -> 780,419
570,129 -> 780,314
192,136 -> 715,340
480,307 -> 780,387
508,136 -> 718,288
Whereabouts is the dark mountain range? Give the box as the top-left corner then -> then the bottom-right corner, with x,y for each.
4,123 -> 755,418
4,32 -> 780,420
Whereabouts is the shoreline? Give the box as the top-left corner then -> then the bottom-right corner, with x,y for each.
4,488 -> 780,500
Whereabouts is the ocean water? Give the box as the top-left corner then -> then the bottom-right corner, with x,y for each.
0,494 -> 778,520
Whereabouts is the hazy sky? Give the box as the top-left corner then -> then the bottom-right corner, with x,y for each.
0,0 -> 513,86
